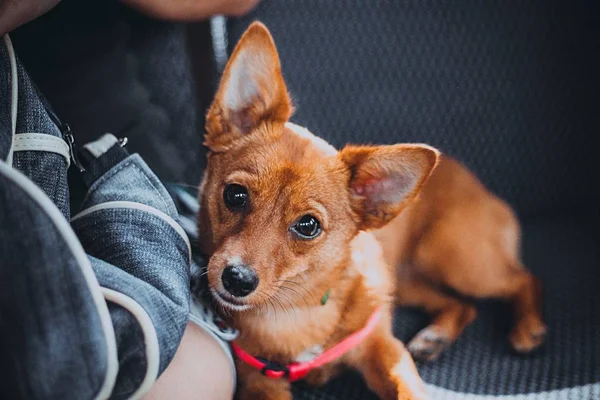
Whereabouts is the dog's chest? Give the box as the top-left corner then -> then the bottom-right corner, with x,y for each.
237,304 -> 340,361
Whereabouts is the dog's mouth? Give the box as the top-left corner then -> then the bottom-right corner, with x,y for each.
210,288 -> 253,312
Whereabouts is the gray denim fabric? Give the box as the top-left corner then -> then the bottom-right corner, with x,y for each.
80,153 -> 179,217
1,36 -> 191,399
7,37 -> 70,217
0,38 -> 12,158
0,165 -> 109,400
72,154 -> 191,374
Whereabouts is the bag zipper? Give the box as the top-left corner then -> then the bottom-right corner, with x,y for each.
61,123 -> 86,172
30,79 -> 86,172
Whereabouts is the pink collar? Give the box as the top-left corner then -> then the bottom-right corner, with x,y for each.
231,306 -> 383,382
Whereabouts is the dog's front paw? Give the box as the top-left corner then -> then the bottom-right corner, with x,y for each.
390,352 -> 429,400
407,326 -> 450,362
237,361 -> 293,400
510,317 -> 547,354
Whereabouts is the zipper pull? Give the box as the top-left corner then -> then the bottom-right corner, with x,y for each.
61,123 -> 86,172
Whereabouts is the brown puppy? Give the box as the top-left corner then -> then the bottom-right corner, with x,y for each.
198,22 -> 545,400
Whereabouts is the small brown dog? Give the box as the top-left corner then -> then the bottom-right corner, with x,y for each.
198,22 -> 546,400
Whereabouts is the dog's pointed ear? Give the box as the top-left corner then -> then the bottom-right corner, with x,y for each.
205,22 -> 293,150
340,144 -> 440,230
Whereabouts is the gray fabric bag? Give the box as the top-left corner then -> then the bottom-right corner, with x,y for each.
0,35 -> 191,400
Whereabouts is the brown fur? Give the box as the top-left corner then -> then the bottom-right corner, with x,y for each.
198,22 -> 545,400
377,156 -> 546,360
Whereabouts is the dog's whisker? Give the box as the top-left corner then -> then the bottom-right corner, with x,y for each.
257,287 -> 278,317
276,279 -> 318,306
209,294 -> 231,318
278,282 -> 308,299
274,288 -> 298,322
283,292 -> 300,322
279,285 -> 312,310
268,297 -> 278,317
195,270 -> 209,278
273,296 -> 287,316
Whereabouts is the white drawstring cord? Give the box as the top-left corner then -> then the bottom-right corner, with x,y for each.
210,16 -> 229,73
3,34 -> 18,166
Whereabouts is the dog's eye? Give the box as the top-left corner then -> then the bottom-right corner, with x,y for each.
223,184 -> 248,210
292,215 -> 321,239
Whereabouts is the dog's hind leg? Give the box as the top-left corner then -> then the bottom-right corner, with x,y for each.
496,266 -> 547,354
409,211 -> 546,356
411,253 -> 545,356
448,264 -> 546,354
396,277 -> 477,362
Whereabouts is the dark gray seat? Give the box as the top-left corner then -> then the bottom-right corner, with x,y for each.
225,1 -> 600,398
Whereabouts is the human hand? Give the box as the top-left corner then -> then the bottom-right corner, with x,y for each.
119,0 -> 261,21
1,0 -> 260,37
0,0 -> 61,36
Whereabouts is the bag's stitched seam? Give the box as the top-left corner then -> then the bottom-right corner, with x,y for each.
13,135 -> 65,142
13,144 -> 65,150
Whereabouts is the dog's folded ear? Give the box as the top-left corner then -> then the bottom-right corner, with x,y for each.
340,144 -> 440,230
205,22 -> 293,151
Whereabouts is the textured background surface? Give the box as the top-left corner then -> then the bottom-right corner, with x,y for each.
228,0 -> 600,220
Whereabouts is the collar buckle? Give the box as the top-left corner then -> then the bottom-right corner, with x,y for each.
256,357 -> 290,378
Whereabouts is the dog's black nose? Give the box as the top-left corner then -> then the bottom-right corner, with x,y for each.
222,265 -> 259,297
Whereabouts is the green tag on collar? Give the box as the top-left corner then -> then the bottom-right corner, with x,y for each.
320,289 -> 331,305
